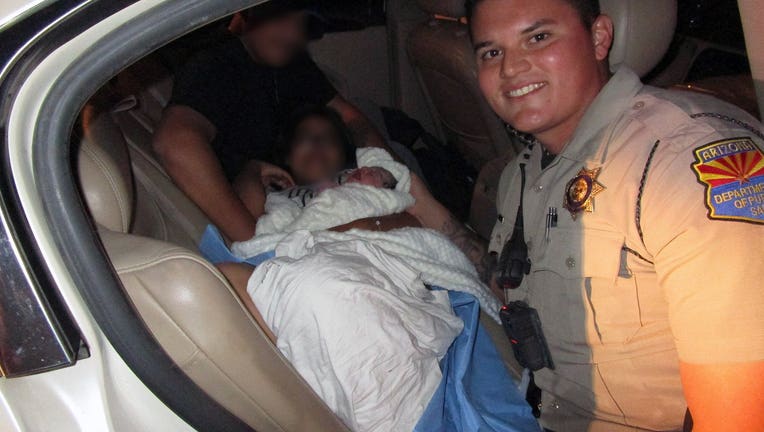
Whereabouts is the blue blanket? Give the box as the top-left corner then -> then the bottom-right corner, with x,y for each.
199,225 -> 275,266
418,291 -> 541,432
200,226 -> 540,432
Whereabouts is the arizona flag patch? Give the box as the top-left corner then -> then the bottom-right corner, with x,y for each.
692,137 -> 764,224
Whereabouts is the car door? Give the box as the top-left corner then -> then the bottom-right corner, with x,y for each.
0,1 -> 266,430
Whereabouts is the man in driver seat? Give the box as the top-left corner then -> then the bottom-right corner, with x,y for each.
469,0 -> 764,430
152,0 -> 389,243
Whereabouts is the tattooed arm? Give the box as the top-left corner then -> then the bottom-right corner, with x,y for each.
406,174 -> 500,294
439,213 -> 498,284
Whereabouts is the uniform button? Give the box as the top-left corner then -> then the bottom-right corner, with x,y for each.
551,401 -> 561,410
633,101 -> 645,110
498,214 -> 505,223
535,185 -> 544,192
566,257 -> 576,269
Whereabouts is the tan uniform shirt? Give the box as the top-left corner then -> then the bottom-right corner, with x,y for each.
489,67 -> 764,431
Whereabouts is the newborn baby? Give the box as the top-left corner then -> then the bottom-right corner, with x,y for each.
254,146 -> 414,236
283,166 -> 398,208
339,166 -> 398,190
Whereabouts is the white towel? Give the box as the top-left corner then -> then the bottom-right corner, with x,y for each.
234,228 -> 503,323
248,232 -> 463,432
356,147 -> 411,192
255,148 -> 414,235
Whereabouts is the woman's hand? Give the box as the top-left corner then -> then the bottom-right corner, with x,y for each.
256,161 -> 295,190
235,160 -> 294,222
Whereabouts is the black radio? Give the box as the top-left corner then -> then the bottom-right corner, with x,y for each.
495,163 -> 532,290
495,231 -> 531,290
499,301 -> 554,371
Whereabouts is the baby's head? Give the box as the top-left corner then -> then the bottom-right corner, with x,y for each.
343,166 -> 398,189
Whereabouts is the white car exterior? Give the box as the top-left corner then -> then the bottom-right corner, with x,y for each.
0,1 -> 236,430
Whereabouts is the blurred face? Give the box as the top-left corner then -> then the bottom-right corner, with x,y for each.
287,116 -> 346,185
471,0 -> 613,151
241,11 -> 308,67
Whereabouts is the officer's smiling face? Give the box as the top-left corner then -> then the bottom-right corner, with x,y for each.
472,0 -> 613,152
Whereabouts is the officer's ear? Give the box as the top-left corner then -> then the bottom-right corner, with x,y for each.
590,14 -> 614,62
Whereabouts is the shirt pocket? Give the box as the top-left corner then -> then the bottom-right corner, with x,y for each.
582,229 -> 642,345
534,228 -> 642,345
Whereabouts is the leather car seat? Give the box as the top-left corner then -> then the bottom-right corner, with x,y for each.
601,0 -> 677,77
408,0 -> 677,240
100,59 -> 210,250
76,105 -> 350,432
407,1 -> 521,173
113,57 -> 174,125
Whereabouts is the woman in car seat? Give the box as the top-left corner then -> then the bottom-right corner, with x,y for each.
219,104 -> 424,338
232,105 -> 500,291
234,105 -> 406,220
208,105 -> 539,432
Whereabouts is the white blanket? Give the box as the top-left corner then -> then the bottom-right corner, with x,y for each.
236,148 -> 502,431
236,147 -> 501,320
234,227 -> 502,323
256,147 -> 414,235
247,232 -> 464,432
256,183 -> 415,235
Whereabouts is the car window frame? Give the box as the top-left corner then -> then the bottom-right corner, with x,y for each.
1,0 -> 269,430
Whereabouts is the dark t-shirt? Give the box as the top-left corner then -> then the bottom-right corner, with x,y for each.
170,37 -> 337,180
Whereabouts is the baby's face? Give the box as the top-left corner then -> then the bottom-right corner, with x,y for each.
345,166 -> 397,189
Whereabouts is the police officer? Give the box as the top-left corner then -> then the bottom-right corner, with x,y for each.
468,0 -> 764,430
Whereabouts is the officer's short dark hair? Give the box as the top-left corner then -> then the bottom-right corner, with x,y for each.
466,0 -> 601,29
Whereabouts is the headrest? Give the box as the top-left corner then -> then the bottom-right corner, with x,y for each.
602,0 -> 677,76
417,0 -> 677,78
77,105 -> 135,233
113,57 -> 174,125
416,0 -> 465,19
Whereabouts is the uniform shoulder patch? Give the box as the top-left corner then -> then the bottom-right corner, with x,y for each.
692,137 -> 764,224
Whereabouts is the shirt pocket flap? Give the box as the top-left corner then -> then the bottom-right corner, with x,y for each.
535,228 -> 624,281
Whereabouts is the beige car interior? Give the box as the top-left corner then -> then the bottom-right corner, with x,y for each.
73,0 -> 741,430
77,97 -> 351,431
408,0 -> 522,173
